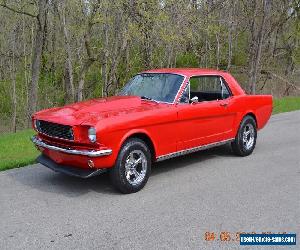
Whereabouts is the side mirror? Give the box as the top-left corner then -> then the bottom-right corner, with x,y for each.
190,96 -> 198,103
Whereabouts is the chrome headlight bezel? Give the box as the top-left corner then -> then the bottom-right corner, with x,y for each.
88,127 -> 97,143
34,119 -> 40,131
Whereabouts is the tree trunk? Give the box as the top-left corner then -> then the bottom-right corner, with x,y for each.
227,0 -> 234,70
11,71 -> 17,133
102,16 -> 109,97
11,36 -> 17,133
28,0 -> 48,120
77,71 -> 85,102
248,0 -> 271,94
73,2 -> 101,102
167,45 -> 173,68
216,33 -> 220,69
106,36 -> 128,96
143,30 -> 152,68
60,3 -> 75,103
22,14 -> 29,127
77,59 -> 94,101
51,5 -> 57,85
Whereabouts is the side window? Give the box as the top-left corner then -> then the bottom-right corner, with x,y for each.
190,76 -> 231,102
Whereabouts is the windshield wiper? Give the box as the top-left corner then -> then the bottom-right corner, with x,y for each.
140,96 -> 158,103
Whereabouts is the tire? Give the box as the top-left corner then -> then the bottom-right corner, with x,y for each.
231,115 -> 257,156
109,138 -> 151,194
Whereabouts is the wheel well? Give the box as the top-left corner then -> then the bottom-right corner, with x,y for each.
245,112 -> 257,126
126,133 -> 156,161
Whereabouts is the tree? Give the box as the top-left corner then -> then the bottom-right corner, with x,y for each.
247,0 -> 272,94
0,0 -> 299,133
28,0 -> 48,121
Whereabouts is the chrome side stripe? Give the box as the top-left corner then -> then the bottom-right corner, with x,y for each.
156,138 -> 235,162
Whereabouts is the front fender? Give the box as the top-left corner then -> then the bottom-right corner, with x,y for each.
118,128 -> 158,158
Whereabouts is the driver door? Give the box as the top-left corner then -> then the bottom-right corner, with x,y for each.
176,75 -> 236,151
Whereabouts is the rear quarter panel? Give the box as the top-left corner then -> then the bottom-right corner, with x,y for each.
232,95 -> 273,134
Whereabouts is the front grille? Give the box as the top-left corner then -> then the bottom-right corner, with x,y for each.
36,120 -> 74,141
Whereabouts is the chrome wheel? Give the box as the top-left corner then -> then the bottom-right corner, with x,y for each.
242,123 -> 255,150
125,150 -> 147,186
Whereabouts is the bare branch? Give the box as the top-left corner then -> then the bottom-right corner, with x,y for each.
0,2 -> 37,18
261,70 -> 300,92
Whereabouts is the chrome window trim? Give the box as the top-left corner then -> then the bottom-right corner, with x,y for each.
173,74 -> 187,104
178,82 -> 190,104
188,74 -> 233,97
177,74 -> 235,104
31,136 -> 112,157
219,76 -> 233,98
156,138 -> 235,162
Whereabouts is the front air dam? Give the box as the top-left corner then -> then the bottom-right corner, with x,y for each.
37,154 -> 107,178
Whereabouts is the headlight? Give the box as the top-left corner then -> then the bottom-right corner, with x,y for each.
88,127 -> 97,143
34,120 -> 40,130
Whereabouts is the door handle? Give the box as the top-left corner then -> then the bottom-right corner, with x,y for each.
220,103 -> 228,107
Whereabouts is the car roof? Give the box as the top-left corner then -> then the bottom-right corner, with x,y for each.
143,68 -> 227,77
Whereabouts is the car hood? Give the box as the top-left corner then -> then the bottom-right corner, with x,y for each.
33,96 -> 169,126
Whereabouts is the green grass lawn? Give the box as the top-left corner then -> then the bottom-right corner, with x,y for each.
0,129 -> 38,171
0,96 -> 300,171
273,96 -> 300,114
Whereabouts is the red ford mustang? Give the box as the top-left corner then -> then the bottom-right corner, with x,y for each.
31,68 -> 273,193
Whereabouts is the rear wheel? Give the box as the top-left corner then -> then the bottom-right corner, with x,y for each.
110,138 -> 151,194
231,115 -> 257,156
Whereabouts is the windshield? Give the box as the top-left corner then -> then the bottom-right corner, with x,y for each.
119,73 -> 184,103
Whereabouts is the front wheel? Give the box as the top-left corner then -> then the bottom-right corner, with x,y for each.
231,115 -> 257,156
109,138 -> 151,194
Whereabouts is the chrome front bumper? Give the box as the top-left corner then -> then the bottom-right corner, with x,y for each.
31,136 -> 112,157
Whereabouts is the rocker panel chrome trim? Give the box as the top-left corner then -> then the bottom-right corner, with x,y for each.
156,138 -> 234,162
